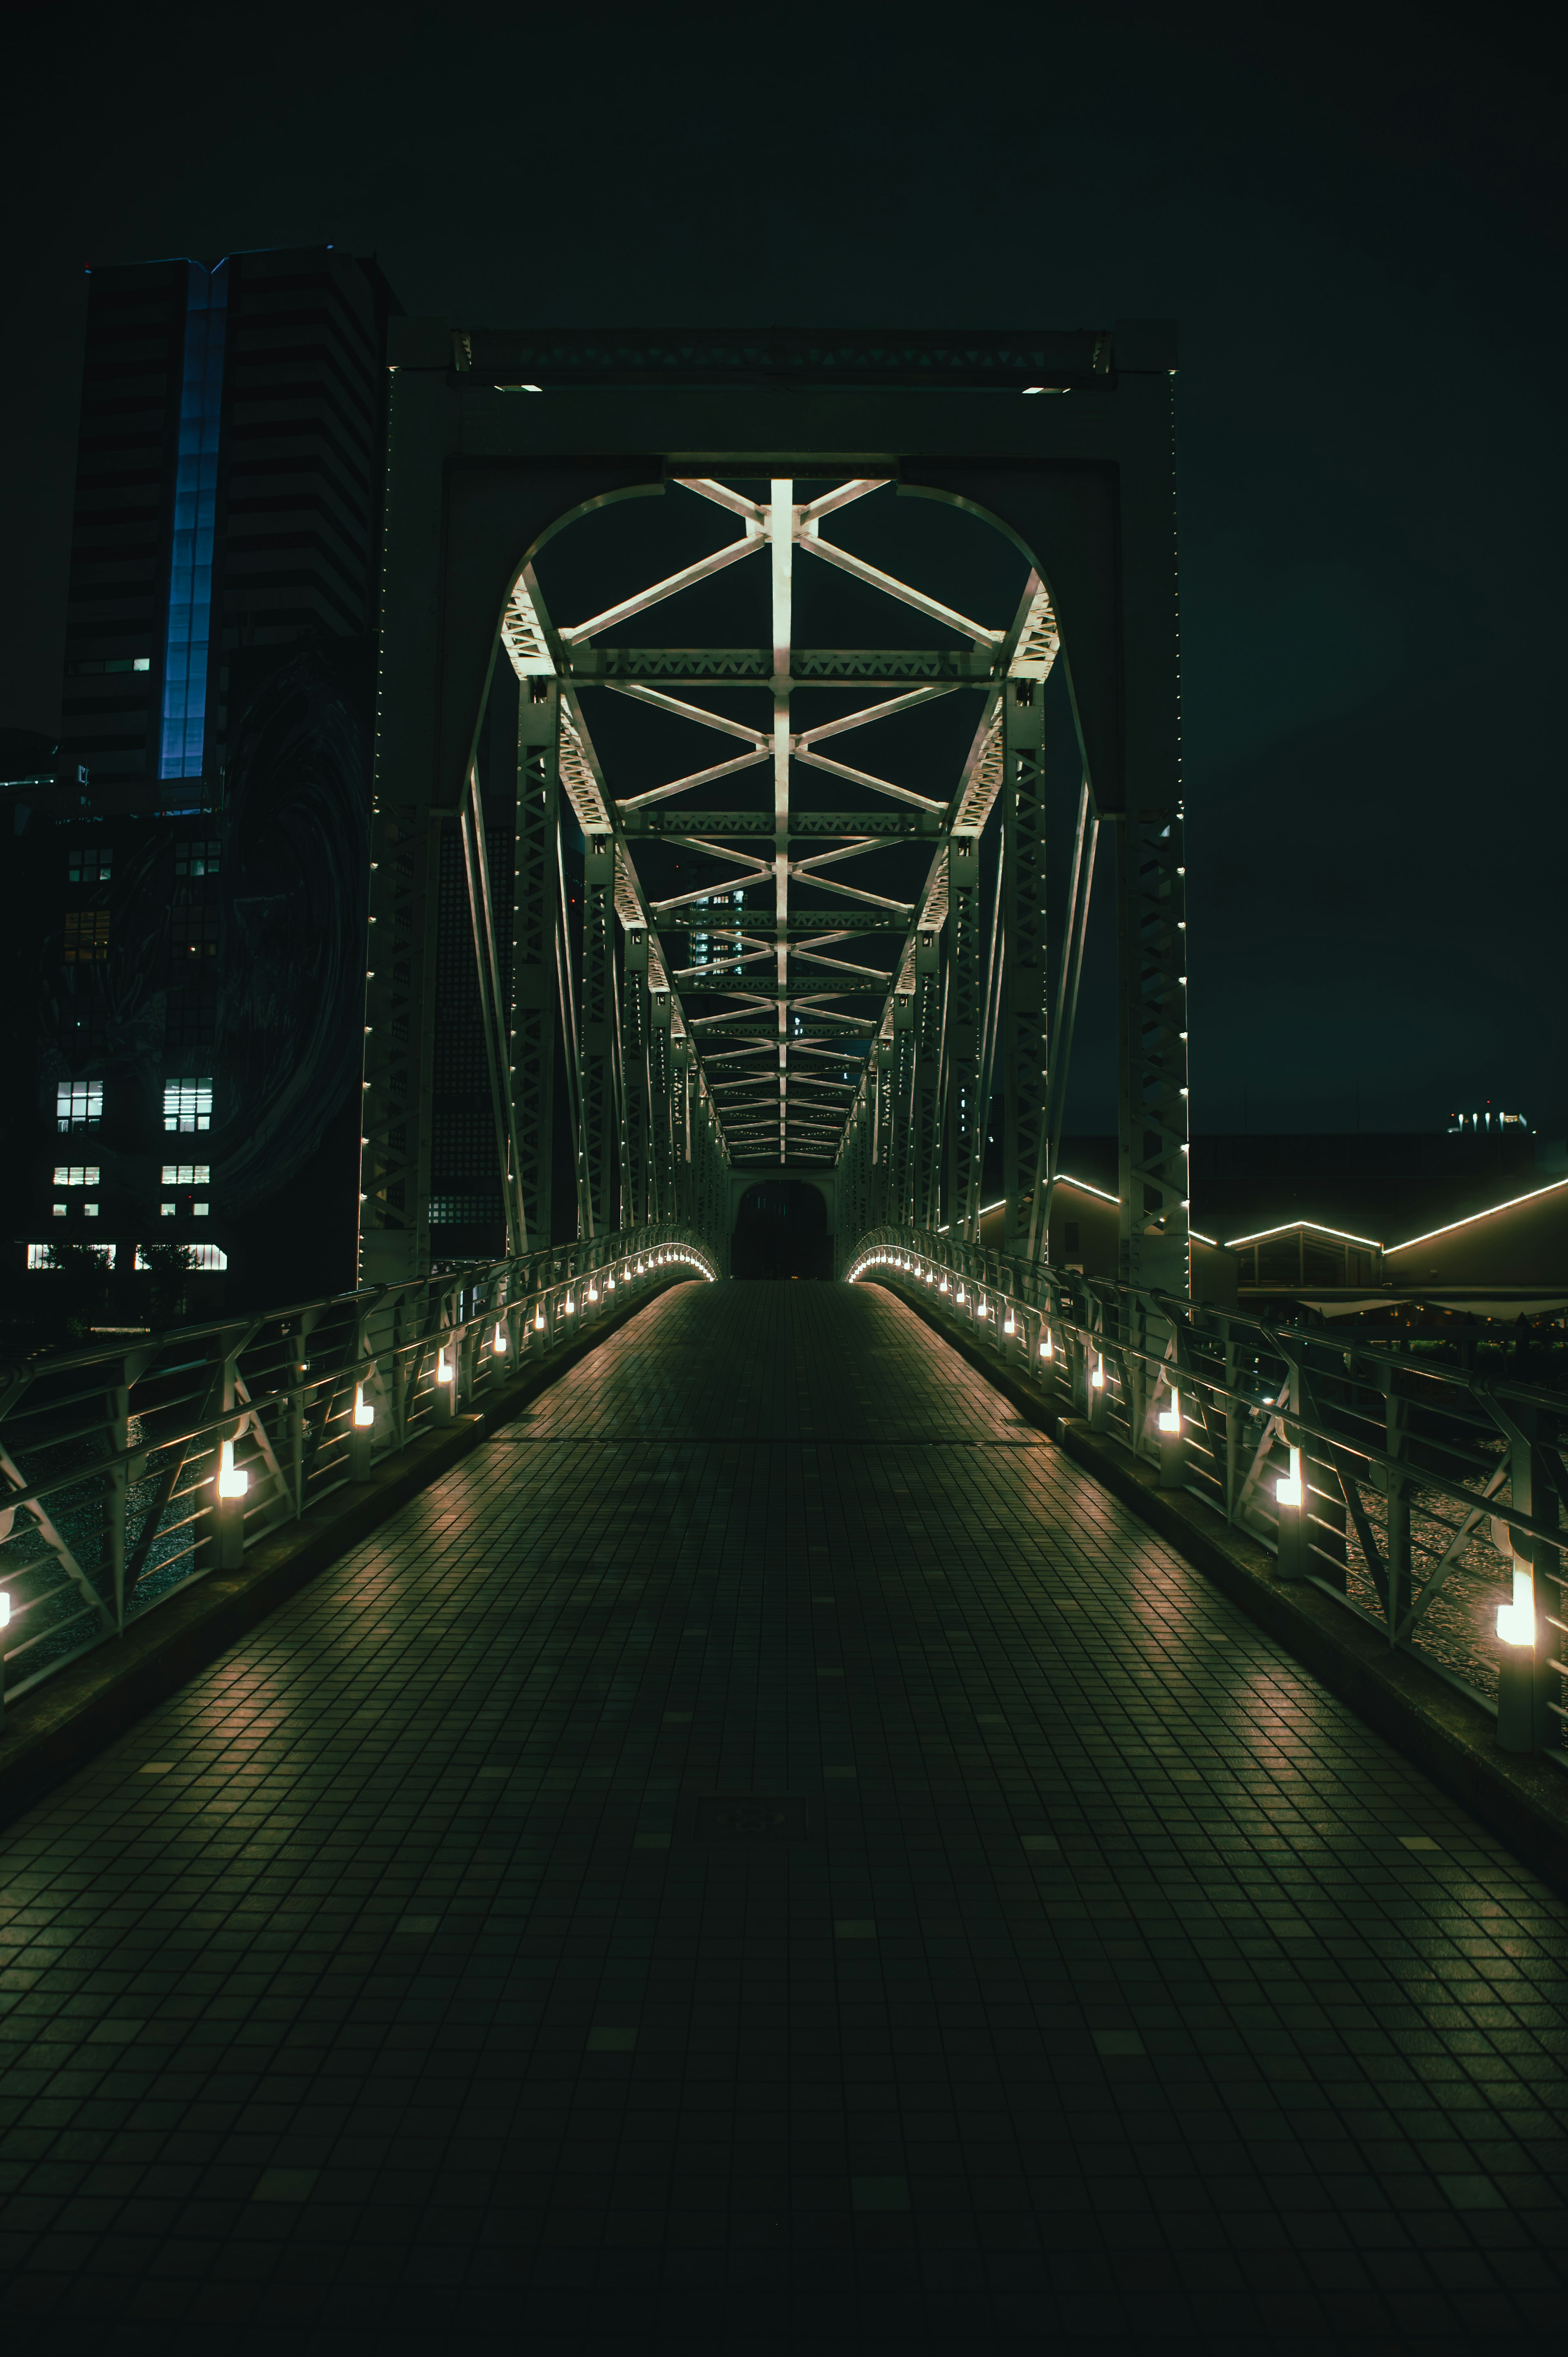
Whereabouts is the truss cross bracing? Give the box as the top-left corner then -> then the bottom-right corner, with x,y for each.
359,323 -> 1185,1293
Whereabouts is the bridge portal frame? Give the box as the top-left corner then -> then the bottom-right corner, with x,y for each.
358,324 -> 1186,1294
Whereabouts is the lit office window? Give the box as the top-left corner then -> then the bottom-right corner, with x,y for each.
52,1166 -> 101,1187
159,263 -> 228,780
163,1078 -> 213,1132
64,911 -> 111,961
136,1241 -> 227,1271
160,1164 -> 210,1185
52,1203 -> 66,1218
83,1203 -> 99,1218
28,1241 -> 115,1270
56,1080 -> 103,1131
160,1202 -> 176,1218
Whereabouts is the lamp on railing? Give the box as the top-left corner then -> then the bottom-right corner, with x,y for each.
535,1307 -> 546,1330
212,1437 -> 248,1570
351,1384 -> 375,1479
1003,1312 -> 1016,1335
434,1349 -> 456,1425
1039,1332 -> 1053,1359
1496,1551 -> 1543,1750
1274,1443 -> 1307,1579
1156,1388 -> 1183,1490
588,1282 -> 599,1302
493,1322 -> 508,1354
1497,1566 -> 1535,1647
1087,1351 -> 1108,1432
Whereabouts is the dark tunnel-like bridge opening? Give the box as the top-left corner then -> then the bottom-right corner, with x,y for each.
731,1180 -> 831,1280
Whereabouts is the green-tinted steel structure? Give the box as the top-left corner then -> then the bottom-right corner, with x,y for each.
358,323 -> 1186,1295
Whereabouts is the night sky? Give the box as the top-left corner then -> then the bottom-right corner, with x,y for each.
4,1 -> 1563,1137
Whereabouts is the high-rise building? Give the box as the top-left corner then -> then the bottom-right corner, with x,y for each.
2,246 -> 400,1330
60,244 -> 398,783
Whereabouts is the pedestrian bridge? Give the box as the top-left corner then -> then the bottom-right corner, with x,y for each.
0,1270 -> 1563,2347
4,321 -> 1567,2345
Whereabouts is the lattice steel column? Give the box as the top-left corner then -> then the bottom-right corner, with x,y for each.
1001,680 -> 1047,1258
889,995 -> 915,1224
510,682 -> 557,1252
1116,808 -> 1189,1294
670,1036 -> 691,1222
649,986 -> 673,1218
580,830 -> 617,1237
946,834 -> 983,1240
911,930 -> 943,1233
359,805 -> 439,1282
621,927 -> 651,1227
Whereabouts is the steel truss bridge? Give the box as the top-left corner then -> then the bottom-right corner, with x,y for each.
1,324 -> 1562,1776
358,321 -> 1186,1293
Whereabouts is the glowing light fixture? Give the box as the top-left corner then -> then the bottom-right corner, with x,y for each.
588,1284 -> 599,1301
437,1352 -> 454,1385
0,1592 -> 11,1627
956,1287 -> 967,1304
564,1297 -> 576,1315
1040,1334 -> 1054,1359
535,1309 -> 546,1330
1090,1358 -> 1105,1390
1003,1314 -> 1016,1335
1497,1566 -> 1536,1647
216,1438 -> 249,1498
1158,1392 -> 1181,1436
353,1387 -> 375,1427
492,1324 -> 508,1354
1275,1445 -> 1303,1508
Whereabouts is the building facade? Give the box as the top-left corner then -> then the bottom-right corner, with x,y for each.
3,246 -> 399,1325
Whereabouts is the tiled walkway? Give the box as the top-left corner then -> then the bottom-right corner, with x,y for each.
1,1282 -> 1565,2353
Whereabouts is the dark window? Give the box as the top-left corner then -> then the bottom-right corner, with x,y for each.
68,844 -> 113,883
174,838 -> 221,878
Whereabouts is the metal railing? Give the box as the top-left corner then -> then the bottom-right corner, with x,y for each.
0,1223 -> 716,1718
849,1224 -> 1568,1758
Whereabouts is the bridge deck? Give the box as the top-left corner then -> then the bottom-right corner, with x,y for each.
1,1282 -> 1564,2351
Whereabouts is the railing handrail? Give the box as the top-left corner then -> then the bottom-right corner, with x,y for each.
848,1222 -> 1567,1753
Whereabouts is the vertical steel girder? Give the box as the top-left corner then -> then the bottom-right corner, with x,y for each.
1116,809 -> 1189,1294
458,766 -> 527,1255
621,928 -> 651,1227
946,835 -> 984,1242
889,998 -> 915,1224
649,989 -> 673,1219
1000,682 -> 1047,1259
911,930 -> 942,1232
359,806 -> 439,1282
512,685 -> 557,1253
580,831 -> 618,1237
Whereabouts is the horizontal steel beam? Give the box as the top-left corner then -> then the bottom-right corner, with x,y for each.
680,978 -> 891,999
673,912 -> 909,935
570,648 -> 998,686
692,1019 -> 876,1038
624,810 -> 944,838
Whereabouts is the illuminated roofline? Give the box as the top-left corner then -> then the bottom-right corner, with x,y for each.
1223,1217 -> 1384,1251
1388,1173 -> 1568,1253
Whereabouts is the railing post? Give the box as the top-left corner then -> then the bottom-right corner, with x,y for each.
1497,1403 -> 1557,1752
